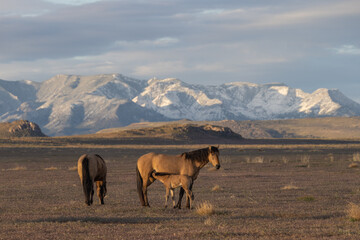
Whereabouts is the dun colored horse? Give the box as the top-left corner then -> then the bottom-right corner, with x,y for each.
151,170 -> 194,209
136,146 -> 220,208
77,154 -> 107,206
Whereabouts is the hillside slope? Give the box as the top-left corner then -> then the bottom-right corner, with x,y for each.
110,117 -> 360,139
95,123 -> 243,144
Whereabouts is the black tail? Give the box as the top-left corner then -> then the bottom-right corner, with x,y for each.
81,155 -> 92,205
136,165 -> 145,206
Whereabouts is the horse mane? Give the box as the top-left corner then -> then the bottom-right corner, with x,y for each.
181,146 -> 219,164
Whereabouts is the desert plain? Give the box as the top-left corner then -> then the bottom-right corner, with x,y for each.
1,138 -> 360,239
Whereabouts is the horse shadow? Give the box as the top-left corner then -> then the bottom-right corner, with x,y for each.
20,216 -> 194,224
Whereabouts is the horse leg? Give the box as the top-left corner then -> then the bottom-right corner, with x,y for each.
187,190 -> 194,210
143,178 -> 153,207
175,187 -> 185,209
185,182 -> 193,209
170,189 -> 176,208
96,181 -> 105,205
184,190 -> 191,210
164,188 -> 169,208
90,182 -> 94,205
142,184 -> 149,207
143,174 -> 156,207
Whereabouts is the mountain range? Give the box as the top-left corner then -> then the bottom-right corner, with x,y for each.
1,73 -> 360,136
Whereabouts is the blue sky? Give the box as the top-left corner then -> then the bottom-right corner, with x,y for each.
1,0 -> 360,102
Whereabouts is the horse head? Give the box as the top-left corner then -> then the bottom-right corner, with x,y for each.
208,146 -> 220,169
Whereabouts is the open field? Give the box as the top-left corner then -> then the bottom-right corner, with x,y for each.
2,142 -> 360,239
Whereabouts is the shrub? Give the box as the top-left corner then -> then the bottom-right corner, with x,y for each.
347,203 -> 360,221
348,163 -> 359,168
196,201 -> 215,216
44,167 -> 58,171
300,155 -> 310,167
211,185 -> 221,192
353,152 -> 360,162
246,156 -> 264,164
281,184 -> 299,190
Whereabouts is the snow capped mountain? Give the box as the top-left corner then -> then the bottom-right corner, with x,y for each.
0,74 -> 359,136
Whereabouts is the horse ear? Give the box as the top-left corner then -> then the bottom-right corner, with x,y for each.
217,145 -> 220,149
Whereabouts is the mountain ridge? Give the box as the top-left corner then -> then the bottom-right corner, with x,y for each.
1,73 -> 360,136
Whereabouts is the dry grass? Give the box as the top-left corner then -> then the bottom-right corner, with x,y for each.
298,155 -> 311,167
211,185 -> 221,192
196,201 -> 215,216
352,152 -> 360,162
3,143 -> 360,239
348,162 -> 359,168
6,166 -> 27,171
68,166 -> 78,171
281,184 -> 299,190
44,167 -> 59,171
347,203 -> 360,221
204,217 -> 215,226
298,196 -> 315,202
282,156 -> 289,164
246,156 -> 264,164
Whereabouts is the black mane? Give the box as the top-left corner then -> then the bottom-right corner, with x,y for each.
181,146 -> 218,164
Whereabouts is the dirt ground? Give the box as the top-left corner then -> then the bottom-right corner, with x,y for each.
1,145 -> 360,239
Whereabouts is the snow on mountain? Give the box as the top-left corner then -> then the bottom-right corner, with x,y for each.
133,78 -> 223,120
0,74 -> 360,136
0,74 -> 168,136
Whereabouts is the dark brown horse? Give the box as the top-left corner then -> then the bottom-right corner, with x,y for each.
136,146 -> 220,208
77,154 -> 107,206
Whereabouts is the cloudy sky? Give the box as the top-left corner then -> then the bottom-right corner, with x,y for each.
1,0 -> 360,102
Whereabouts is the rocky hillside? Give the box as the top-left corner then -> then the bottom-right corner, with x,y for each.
112,117 -> 360,139
0,120 -> 46,137
96,123 -> 243,144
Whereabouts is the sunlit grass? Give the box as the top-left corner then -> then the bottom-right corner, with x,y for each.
211,185 -> 221,192
44,167 -> 59,171
347,203 -> 360,221
196,201 -> 215,216
281,184 -> 299,190
68,166 -> 78,171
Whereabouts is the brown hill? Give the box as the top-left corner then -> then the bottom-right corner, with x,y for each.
101,117 -> 360,140
211,117 -> 360,139
95,123 -> 243,144
0,120 -> 46,137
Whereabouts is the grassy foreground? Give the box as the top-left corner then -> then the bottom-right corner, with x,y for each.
1,141 -> 360,239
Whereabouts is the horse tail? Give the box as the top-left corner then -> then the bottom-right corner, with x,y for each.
81,155 -> 92,205
136,165 -> 146,206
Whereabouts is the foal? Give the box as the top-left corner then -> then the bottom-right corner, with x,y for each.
151,171 -> 194,209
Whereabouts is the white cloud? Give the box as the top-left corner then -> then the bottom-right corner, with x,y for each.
43,0 -> 101,5
133,61 -> 187,77
153,37 -> 179,46
225,1 -> 360,29
334,45 -> 360,55
199,9 -> 225,15
114,37 -> 179,49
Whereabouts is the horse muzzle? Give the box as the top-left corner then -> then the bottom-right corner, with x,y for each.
215,164 -> 220,169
